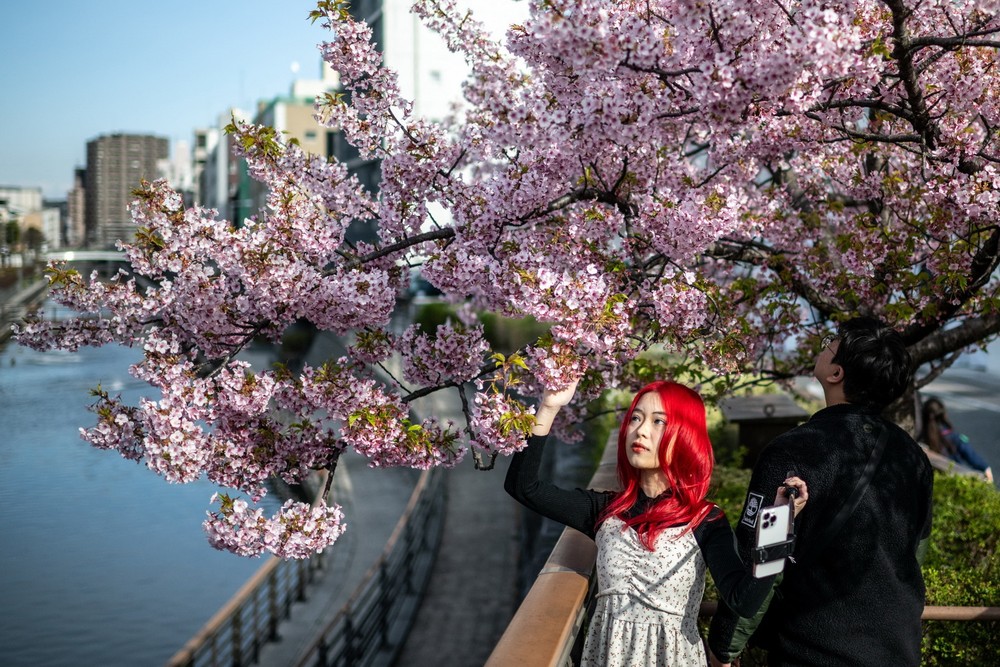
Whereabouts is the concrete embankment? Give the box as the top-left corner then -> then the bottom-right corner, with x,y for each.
0,278 -> 49,345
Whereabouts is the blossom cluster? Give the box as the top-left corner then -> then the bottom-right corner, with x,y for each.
399,317 -> 490,387
204,494 -> 346,559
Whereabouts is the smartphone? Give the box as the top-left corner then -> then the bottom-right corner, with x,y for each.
753,503 -> 792,578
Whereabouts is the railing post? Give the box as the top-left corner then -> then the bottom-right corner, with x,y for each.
267,569 -> 280,641
231,606 -> 243,667
344,614 -> 357,666
378,565 -> 390,648
297,559 -> 308,602
282,562 -> 294,618
251,587 -> 262,664
316,634 -> 329,667
403,522 -> 416,596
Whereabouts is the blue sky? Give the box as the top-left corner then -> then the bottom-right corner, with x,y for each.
0,1 -> 332,199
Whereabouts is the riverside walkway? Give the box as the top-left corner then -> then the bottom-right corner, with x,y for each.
253,332 -> 520,667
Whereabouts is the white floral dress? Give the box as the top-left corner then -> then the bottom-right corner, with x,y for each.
581,517 -> 706,666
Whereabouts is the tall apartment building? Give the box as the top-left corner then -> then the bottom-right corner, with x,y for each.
85,133 -> 168,248
66,168 -> 86,247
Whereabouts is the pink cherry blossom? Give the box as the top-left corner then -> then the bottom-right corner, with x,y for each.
16,0 -> 1000,555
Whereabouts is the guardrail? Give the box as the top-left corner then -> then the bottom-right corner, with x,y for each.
0,277 -> 49,344
295,465 -> 446,667
167,474 -> 333,667
485,433 -> 617,667
486,435 -> 1000,667
167,464 -> 445,667
167,553 -> 327,667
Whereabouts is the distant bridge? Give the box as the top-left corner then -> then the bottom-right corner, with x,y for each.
43,250 -> 155,287
45,250 -> 128,263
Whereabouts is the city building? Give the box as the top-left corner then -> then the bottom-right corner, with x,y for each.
85,133 -> 169,248
208,1 -> 526,242
334,0 -> 529,240
194,108 -> 249,223
0,185 -> 44,223
243,64 -> 341,219
0,185 -> 62,254
66,168 -> 86,247
166,139 -> 195,206
22,207 -> 62,251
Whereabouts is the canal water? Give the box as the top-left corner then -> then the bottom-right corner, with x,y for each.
0,305 -> 283,667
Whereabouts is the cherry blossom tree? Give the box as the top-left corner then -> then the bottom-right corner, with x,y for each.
16,0 -> 1000,556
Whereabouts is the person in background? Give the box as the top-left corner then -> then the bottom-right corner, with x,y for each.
505,378 -> 807,667
920,396 -> 994,483
708,317 -> 934,667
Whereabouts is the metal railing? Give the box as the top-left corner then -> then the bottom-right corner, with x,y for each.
296,465 -> 446,667
167,473 -> 333,667
167,465 -> 446,667
0,277 -> 48,344
167,554 -> 327,667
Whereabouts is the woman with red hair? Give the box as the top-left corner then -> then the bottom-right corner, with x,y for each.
505,379 -> 807,666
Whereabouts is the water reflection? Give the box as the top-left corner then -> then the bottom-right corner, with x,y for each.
0,306 -> 283,667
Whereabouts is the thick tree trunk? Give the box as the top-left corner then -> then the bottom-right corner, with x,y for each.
885,385 -> 922,438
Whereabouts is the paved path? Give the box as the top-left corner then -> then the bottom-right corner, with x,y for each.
254,333 -> 520,666
396,390 -> 520,667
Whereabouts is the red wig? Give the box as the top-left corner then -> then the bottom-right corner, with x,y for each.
597,381 -> 715,550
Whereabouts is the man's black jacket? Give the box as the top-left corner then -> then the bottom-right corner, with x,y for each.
708,403 -> 934,667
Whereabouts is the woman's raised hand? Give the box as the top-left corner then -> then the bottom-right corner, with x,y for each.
774,476 -> 808,518
532,379 -> 579,436
540,379 -> 579,409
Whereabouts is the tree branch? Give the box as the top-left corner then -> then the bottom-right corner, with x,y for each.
905,313 -> 1000,369
908,37 -> 1000,50
901,227 -> 1000,342
705,239 -> 842,319
885,0 -> 939,150
351,227 -> 456,267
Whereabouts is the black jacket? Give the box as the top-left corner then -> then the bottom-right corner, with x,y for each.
708,403 -> 934,667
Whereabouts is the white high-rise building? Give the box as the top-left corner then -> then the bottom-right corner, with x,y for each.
166,139 -> 195,205
197,108 -> 250,222
332,0 -> 529,241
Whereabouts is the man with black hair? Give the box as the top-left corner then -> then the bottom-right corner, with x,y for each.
708,317 -> 934,667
